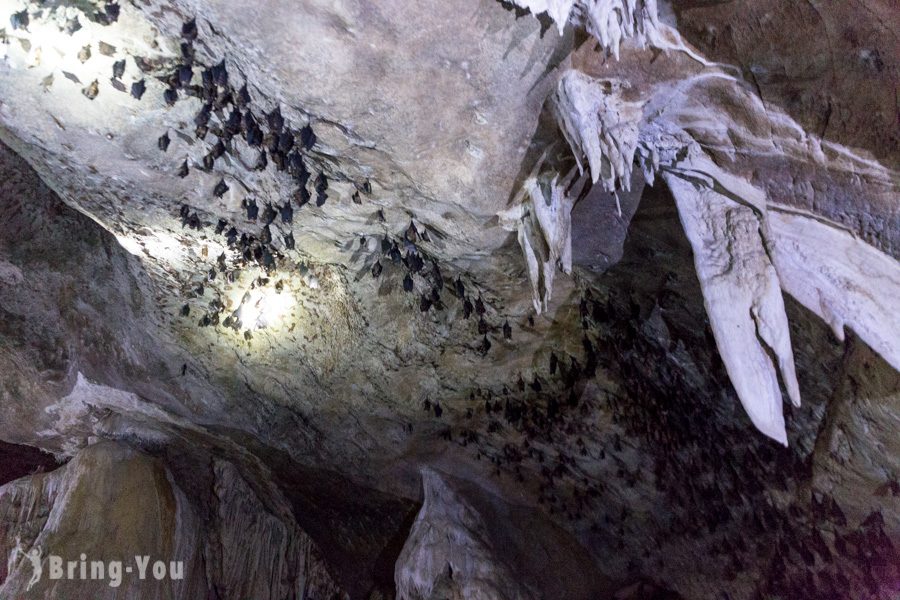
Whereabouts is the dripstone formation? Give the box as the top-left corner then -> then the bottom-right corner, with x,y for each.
0,1 -> 897,599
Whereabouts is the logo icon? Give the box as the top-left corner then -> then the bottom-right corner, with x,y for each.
6,544 -> 183,589
7,537 -> 43,591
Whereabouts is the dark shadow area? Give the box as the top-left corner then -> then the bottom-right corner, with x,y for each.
496,0 -> 556,36
570,169 -> 646,274
370,502 -> 420,597
502,96 -> 578,207
447,471 -> 616,599
0,440 -> 62,487
227,435 -> 420,600
571,180 -> 895,598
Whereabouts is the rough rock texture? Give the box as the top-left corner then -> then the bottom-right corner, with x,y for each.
0,0 -> 898,599
666,175 -> 800,445
395,468 -> 610,600
0,441 -> 207,598
673,0 -> 899,166
0,441 -> 344,599
205,460 -> 346,600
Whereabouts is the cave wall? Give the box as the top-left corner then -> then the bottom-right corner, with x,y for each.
0,0 -> 897,599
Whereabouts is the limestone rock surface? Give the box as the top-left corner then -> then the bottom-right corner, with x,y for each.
0,0 -> 897,599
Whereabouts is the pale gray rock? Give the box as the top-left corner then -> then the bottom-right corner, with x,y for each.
0,442 -> 345,600
770,210 -> 900,373
395,469 -> 611,600
0,1 -> 897,599
395,469 -> 531,600
665,173 -> 800,445
0,442 -> 208,599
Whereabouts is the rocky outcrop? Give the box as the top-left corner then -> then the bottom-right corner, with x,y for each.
207,460 -> 346,600
0,442 -> 345,599
395,469 -> 530,600
395,469 -> 611,600
0,442 -> 207,599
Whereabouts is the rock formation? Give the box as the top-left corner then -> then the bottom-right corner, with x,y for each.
0,0 -> 897,599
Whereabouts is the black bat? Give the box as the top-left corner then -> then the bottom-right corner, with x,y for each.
213,179 -> 229,198
182,19 -> 198,41
299,124 -> 316,150
112,59 -> 125,79
163,88 -> 177,106
130,79 -> 146,100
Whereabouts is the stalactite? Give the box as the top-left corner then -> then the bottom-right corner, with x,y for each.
664,173 -> 800,445
509,0 -> 577,34
527,176 -> 574,276
499,175 -> 576,314
576,0 -> 660,60
553,71 -> 641,191
539,65 -> 900,443
509,0 -> 661,58
770,210 -> 900,373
